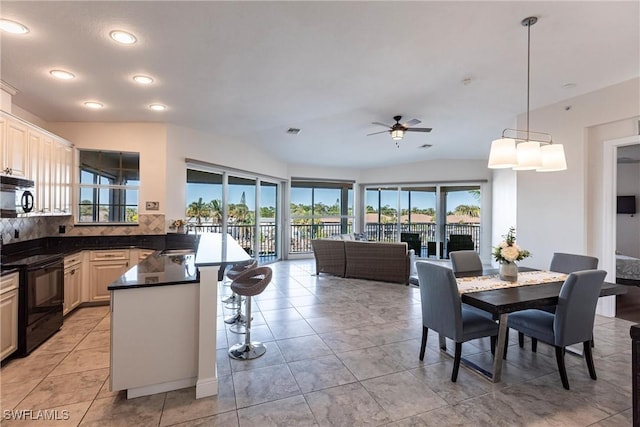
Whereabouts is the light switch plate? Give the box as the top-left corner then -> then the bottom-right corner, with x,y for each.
146,201 -> 159,210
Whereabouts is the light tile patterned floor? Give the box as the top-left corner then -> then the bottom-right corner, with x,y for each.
0,259 -> 634,426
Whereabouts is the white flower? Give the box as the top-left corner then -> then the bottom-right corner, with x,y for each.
512,244 -> 521,251
499,241 -> 508,249
500,246 -> 520,262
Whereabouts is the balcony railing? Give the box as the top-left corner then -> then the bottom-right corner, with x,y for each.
187,222 -> 480,257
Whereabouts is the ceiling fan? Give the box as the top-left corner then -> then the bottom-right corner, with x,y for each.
367,115 -> 432,147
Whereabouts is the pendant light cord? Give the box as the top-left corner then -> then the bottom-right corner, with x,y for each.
526,19 -> 531,141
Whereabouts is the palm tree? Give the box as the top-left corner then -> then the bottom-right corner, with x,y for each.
453,204 -> 480,218
209,199 -> 223,224
186,197 -> 211,225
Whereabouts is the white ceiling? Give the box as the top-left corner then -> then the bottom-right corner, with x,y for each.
1,1 -> 638,168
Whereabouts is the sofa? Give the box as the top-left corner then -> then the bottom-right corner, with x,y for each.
311,239 -> 412,284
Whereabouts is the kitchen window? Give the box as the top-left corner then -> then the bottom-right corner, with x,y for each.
78,150 -> 139,224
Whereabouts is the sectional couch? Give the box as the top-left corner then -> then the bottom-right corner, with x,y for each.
311,239 -> 413,284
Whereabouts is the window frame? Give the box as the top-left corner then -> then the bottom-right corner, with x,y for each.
77,149 -> 140,225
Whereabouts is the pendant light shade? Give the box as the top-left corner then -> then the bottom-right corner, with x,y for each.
488,138 -> 517,169
487,16 -> 567,172
513,141 -> 542,170
538,144 -> 567,172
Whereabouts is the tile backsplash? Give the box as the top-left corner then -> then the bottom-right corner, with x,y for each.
0,214 -> 166,245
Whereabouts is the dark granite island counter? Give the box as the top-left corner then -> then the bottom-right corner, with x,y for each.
109,234 -> 250,399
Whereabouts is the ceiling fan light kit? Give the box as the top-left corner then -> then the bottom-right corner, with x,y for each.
368,115 -> 432,147
488,16 -> 567,172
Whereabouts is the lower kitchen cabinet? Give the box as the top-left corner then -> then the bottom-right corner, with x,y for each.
63,254 -> 82,315
0,272 -> 19,361
88,250 -> 130,302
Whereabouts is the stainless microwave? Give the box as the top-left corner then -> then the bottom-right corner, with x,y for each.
0,175 -> 35,218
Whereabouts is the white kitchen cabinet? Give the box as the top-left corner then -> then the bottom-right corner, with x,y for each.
130,249 -> 155,264
0,272 -> 19,361
0,111 -> 73,215
53,140 -> 73,214
1,115 -> 29,178
88,250 -> 130,302
63,253 -> 83,315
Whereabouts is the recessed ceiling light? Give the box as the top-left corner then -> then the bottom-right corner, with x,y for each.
133,75 -> 154,85
0,19 -> 29,34
110,30 -> 137,45
49,69 -> 75,80
84,101 -> 104,109
149,103 -> 166,111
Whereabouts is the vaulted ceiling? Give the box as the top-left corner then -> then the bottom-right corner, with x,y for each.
1,1 -> 638,168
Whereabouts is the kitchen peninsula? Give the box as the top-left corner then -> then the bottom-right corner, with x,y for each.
109,233 -> 251,399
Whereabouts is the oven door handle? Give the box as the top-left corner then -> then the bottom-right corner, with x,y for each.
28,258 -> 63,271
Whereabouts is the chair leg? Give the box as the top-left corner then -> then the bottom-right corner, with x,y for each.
555,346 -> 570,390
452,342 -> 462,382
419,326 -> 428,361
583,340 -> 597,380
439,334 -> 446,351
518,332 -> 524,348
531,337 -> 538,353
490,336 -> 496,355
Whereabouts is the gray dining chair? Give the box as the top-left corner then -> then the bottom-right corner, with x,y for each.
506,269 -> 606,390
449,250 -> 482,273
449,250 -> 495,320
518,252 -> 599,348
416,261 -> 499,382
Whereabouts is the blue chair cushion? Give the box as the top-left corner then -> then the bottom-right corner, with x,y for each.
507,309 -> 555,345
461,308 -> 499,342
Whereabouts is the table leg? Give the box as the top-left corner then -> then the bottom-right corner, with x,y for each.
491,313 -> 508,383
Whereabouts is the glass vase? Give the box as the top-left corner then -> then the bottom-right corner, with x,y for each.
499,261 -> 518,282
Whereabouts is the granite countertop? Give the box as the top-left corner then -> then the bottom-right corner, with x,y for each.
108,252 -> 199,290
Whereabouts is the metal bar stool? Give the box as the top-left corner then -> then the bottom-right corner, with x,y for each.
228,266 -> 273,360
222,260 -> 257,326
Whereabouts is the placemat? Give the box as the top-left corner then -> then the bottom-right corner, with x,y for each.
456,270 -> 568,294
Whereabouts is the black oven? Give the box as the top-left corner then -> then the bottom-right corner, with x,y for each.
17,256 -> 64,356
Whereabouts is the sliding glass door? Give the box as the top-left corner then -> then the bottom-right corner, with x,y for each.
290,181 -> 354,253
364,184 -> 482,258
186,168 -> 280,262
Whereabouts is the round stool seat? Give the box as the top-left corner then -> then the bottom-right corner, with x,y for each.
228,266 -> 273,361
226,259 -> 258,281
230,267 -> 272,297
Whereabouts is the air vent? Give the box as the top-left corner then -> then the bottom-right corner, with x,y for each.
418,144 -> 433,149
286,128 -> 301,135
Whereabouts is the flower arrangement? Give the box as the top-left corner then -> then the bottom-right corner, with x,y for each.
492,227 -> 531,263
169,219 -> 187,230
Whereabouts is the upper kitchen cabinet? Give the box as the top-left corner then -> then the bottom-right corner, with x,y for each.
0,114 -> 29,178
1,111 -> 74,215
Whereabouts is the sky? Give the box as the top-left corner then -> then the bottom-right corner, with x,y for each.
188,183 -> 479,211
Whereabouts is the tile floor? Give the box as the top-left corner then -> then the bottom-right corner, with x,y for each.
0,259 -> 634,426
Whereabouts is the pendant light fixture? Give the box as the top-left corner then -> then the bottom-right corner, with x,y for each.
488,16 -> 567,172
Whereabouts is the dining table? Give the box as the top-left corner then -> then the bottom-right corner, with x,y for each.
446,266 -> 628,383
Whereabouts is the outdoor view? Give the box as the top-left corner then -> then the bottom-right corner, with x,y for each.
184,171 -> 481,260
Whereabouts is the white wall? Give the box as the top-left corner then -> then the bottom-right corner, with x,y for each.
617,161 -> 640,257
165,124 -> 288,224
359,159 -> 491,184
515,78 -> 640,270
491,168 -> 517,265
47,122 -> 168,216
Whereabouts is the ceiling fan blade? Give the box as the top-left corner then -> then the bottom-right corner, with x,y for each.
403,118 -> 421,127
405,127 -> 432,133
371,122 -> 391,128
366,130 -> 390,136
